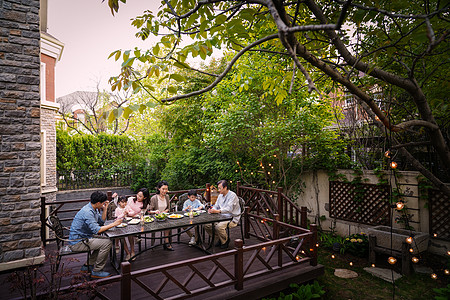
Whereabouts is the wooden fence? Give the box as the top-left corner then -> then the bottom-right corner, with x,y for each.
40,183 -> 319,299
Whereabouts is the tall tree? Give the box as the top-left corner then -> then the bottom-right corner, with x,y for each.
105,0 -> 450,195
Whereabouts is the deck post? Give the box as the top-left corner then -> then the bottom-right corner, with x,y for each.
234,239 -> 244,291
274,214 -> 282,267
277,187 -> 283,222
236,181 -> 240,196
310,224 -> 318,266
121,262 -> 132,300
205,183 -> 211,203
40,196 -> 46,247
300,206 -> 307,229
244,206 -> 250,239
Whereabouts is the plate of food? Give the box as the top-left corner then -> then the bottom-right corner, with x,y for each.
184,212 -> 200,217
116,223 -> 128,228
144,216 -> 154,223
155,213 -> 167,221
168,214 -> 184,219
125,217 -> 132,221
128,219 -> 140,225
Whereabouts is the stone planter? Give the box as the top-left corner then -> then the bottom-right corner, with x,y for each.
367,226 -> 429,253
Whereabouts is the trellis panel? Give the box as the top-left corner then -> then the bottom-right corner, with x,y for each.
329,181 -> 390,226
429,189 -> 450,241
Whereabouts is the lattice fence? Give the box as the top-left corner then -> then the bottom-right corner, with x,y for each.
429,189 -> 450,241
329,181 -> 390,225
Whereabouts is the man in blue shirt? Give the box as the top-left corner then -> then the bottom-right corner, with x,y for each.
69,191 -> 122,278
205,180 -> 241,249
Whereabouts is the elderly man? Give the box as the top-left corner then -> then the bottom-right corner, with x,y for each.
69,191 -> 122,278
205,180 -> 241,249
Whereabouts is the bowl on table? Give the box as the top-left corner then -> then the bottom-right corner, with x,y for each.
155,213 -> 167,221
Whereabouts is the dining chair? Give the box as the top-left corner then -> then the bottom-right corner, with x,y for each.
226,196 -> 246,245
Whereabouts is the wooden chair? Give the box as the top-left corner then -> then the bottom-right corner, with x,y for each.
175,193 -> 205,243
226,196 -> 246,245
47,215 -> 91,272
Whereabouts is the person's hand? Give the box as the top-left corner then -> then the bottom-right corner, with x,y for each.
113,218 -> 122,226
103,201 -> 110,208
112,192 -> 118,198
155,210 -> 160,214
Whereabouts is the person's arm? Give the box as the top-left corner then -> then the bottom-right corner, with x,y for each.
101,201 -> 110,221
98,218 -> 122,233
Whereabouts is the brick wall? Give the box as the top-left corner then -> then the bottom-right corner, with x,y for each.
0,0 -> 43,265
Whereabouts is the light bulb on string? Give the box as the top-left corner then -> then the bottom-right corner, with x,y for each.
444,269 -> 449,275
406,237 -> 413,244
331,254 -> 335,259
431,273 -> 438,280
388,257 -> 397,265
371,264 -> 375,268
433,233 -> 438,238
396,202 -> 405,210
390,161 -> 398,169
349,262 -> 353,266
447,251 -> 450,256
412,257 -> 419,263
409,248 -> 414,253
384,150 -> 391,158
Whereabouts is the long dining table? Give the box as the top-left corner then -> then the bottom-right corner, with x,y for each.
104,211 -> 233,270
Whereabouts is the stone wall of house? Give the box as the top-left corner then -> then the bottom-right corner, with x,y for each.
0,0 -> 44,269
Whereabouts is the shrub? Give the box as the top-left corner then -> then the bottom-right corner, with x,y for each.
342,233 -> 369,257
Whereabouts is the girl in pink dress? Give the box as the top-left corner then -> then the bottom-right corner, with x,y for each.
114,196 -> 131,259
126,188 -> 150,259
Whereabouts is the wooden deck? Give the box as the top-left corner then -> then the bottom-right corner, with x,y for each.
2,228 -> 323,300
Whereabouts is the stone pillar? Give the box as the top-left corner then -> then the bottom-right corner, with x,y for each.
0,0 -> 45,270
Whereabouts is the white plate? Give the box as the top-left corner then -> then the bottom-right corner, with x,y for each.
128,219 -> 140,225
168,214 -> 184,219
198,210 -> 206,213
116,223 -> 128,228
125,217 -> 132,221
184,212 -> 199,217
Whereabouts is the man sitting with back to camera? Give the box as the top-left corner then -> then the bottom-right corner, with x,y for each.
68,191 -> 122,278
205,180 -> 241,249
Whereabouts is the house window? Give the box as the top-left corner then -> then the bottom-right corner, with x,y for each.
40,62 -> 46,102
40,130 -> 47,186
344,94 -> 354,107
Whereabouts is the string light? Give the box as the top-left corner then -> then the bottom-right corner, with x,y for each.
412,257 -> 419,263
349,262 -> 353,266
431,273 -> 437,280
251,172 -> 254,175
388,257 -> 397,265
230,180 -> 232,183
390,161 -> 398,169
331,255 -> 335,259
267,171 -> 271,175
384,150 -> 391,158
409,248 -> 414,253
296,255 -> 300,261
371,264 -> 375,268
310,248 -> 314,252
447,251 -> 450,256
268,163 -> 271,166
396,202 -> 405,210
375,115 -> 380,121
433,233 -> 438,237
235,169 -> 238,172
273,154 -> 277,157
406,237 -> 413,244
272,181 -> 275,184
236,161 -> 239,164
316,243 -> 319,247
444,269 -> 449,275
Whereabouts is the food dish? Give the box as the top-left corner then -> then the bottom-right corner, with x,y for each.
144,216 -> 154,223
168,214 -> 184,219
116,223 -> 128,228
184,212 -> 200,217
128,219 -> 140,225
155,213 -> 167,221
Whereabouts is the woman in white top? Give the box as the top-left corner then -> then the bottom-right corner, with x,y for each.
148,180 -> 173,251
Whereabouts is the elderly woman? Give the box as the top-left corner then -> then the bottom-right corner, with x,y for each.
148,180 -> 174,251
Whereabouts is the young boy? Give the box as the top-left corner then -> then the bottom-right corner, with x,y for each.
182,189 -> 205,245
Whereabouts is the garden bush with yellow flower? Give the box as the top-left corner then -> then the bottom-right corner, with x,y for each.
342,233 -> 369,257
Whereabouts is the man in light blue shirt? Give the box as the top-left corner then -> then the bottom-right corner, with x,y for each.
69,191 -> 122,278
205,180 -> 241,249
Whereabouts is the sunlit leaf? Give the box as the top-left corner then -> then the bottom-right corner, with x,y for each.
167,86 -> 177,94
170,73 -> 186,82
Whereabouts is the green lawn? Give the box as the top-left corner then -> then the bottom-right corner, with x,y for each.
317,247 -> 448,300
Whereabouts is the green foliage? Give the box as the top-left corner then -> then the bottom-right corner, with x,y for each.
262,281 -> 325,300
433,284 -> 450,300
56,130 -> 141,171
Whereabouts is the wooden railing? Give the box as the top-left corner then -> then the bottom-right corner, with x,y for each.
55,222 -> 317,299
40,183 -> 318,299
236,182 -> 307,227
